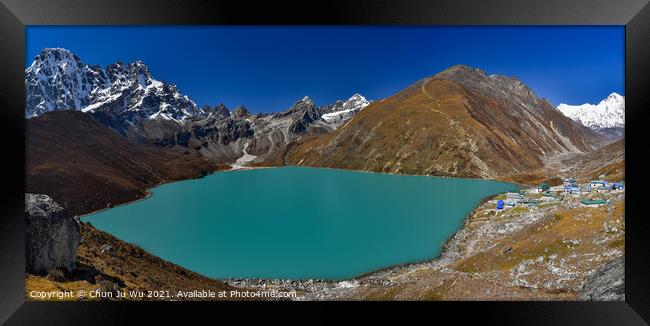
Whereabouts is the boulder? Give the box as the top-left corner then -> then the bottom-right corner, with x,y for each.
579,257 -> 625,301
25,193 -> 80,274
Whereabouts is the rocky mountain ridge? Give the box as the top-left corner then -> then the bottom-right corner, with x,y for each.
26,48 -> 372,164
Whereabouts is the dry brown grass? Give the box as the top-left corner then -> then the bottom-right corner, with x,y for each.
285,79 -> 550,179
26,223 -> 258,301
347,195 -> 624,301
454,200 -> 624,275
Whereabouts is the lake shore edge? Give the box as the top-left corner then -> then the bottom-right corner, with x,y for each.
79,163 -> 519,297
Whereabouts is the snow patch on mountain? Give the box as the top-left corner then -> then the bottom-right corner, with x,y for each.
320,93 -> 371,129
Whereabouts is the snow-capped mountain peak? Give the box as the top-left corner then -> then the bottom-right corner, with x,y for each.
25,48 -> 198,122
25,48 -> 108,117
342,93 -> 370,109
320,93 -> 371,128
603,92 -> 624,108
557,93 -> 624,140
557,93 -> 625,130
300,96 -> 314,105
27,48 -> 82,73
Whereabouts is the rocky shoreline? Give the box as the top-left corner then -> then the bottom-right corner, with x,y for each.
222,193 -> 512,300
224,191 -> 625,300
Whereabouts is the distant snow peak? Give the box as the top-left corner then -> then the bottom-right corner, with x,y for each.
345,93 -> 370,106
320,93 -> 371,127
557,93 -> 625,131
606,92 -> 623,101
30,48 -> 80,69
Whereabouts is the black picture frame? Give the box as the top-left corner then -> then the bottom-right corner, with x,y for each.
1,0 -> 649,324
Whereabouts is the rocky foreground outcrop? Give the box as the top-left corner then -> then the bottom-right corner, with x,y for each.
25,194 -> 80,274
26,222 -> 255,301
579,257 -> 625,301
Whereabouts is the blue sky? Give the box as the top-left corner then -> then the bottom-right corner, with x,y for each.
26,26 -> 624,112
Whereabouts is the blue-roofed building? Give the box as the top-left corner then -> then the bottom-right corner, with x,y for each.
564,184 -> 581,194
612,182 -> 625,190
562,177 -> 576,186
496,199 -> 505,210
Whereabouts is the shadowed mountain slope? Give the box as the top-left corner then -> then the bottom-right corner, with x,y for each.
26,110 -> 223,215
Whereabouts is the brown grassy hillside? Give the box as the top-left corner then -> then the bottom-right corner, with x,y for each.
285,66 -> 602,179
26,110 -> 226,216
503,139 -> 624,185
559,139 -> 624,182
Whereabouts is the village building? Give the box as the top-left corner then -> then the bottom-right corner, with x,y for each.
590,180 -> 609,189
519,199 -> 538,207
506,192 -> 524,201
564,184 -> 581,195
562,177 -> 576,186
550,184 -> 565,192
541,191 -> 562,202
536,182 -> 550,192
580,199 -> 608,207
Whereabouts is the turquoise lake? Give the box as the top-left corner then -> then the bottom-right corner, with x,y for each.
84,166 -> 518,280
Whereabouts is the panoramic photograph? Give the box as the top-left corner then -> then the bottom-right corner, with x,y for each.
24,26 -> 624,301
